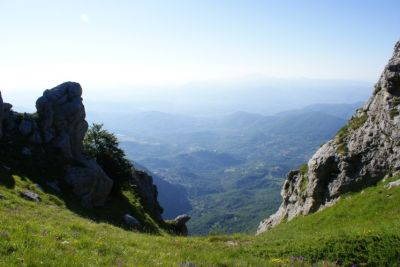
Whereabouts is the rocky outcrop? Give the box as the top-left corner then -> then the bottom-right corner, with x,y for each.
385,179 -> 400,189
19,190 -> 41,202
65,158 -> 113,207
168,214 -> 191,236
132,170 -> 164,220
36,82 -> 88,158
0,82 -> 166,218
35,82 -> 113,207
174,214 -> 191,225
0,82 -> 113,208
257,41 -> 400,234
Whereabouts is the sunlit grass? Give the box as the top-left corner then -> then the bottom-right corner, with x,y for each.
1,173 -> 399,266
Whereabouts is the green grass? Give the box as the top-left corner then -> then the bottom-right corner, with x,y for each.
348,112 -> 368,130
298,163 -> 308,175
1,170 -> 400,266
252,175 -> 400,266
299,176 -> 308,195
0,134 -> 168,235
0,175 -> 269,266
298,164 -> 309,195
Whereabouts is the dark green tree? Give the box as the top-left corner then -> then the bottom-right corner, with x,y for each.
84,123 -> 133,189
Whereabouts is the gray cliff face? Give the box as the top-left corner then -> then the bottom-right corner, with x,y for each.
36,82 -> 88,158
132,170 -> 164,221
257,41 -> 400,234
35,82 -> 114,207
65,158 -> 113,207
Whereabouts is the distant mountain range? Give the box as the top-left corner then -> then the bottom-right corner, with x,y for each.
79,78 -> 371,117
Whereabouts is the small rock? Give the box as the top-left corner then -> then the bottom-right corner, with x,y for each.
174,214 -> 191,227
21,147 -> 32,156
19,190 -> 41,202
180,262 -> 196,267
173,214 -> 191,236
226,241 -> 237,246
0,231 -> 10,241
335,259 -> 343,266
385,179 -> 400,189
123,214 -> 140,228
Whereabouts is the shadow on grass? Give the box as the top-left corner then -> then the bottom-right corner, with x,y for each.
0,140 -> 163,234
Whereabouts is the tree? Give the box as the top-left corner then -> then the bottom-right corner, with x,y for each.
83,123 -> 133,189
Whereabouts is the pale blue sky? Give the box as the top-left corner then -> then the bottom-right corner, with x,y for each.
0,0 -> 399,90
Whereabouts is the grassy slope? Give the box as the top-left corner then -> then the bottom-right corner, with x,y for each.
1,173 -> 400,266
251,175 -> 400,266
0,174 -> 268,267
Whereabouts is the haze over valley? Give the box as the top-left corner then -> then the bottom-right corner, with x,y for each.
89,94 -> 366,234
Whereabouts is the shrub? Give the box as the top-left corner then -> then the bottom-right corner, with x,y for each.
348,113 -> 368,130
392,97 -> 400,106
83,123 -> 134,189
299,163 -> 308,175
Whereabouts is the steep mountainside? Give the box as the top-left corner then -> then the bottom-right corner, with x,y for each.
258,41 -> 400,234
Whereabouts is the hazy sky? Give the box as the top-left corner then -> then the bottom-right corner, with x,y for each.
1,0 -> 399,91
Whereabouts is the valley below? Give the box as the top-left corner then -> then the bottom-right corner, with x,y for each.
90,102 -> 363,234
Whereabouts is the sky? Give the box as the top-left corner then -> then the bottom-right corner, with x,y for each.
0,0 -> 399,93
